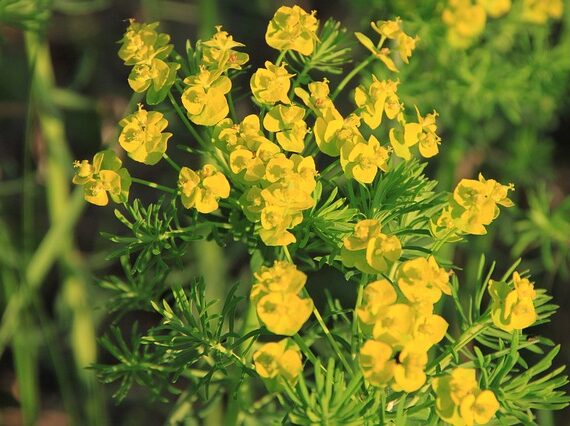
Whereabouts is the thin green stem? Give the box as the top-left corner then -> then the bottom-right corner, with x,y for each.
292,334 -> 319,366
162,152 -> 181,171
275,49 -> 288,66
312,305 -> 354,375
167,91 -> 207,148
131,177 -> 177,194
351,274 -> 367,355
227,85 -> 237,122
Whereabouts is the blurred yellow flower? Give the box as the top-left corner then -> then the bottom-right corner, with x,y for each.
522,0 -> 563,23
442,0 -> 487,49
256,292 -> 313,335
118,20 -> 172,65
359,340 -> 396,387
253,339 -> 303,383
488,271 -> 537,332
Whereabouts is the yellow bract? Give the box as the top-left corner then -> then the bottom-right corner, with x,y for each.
182,68 -> 231,126
118,20 -> 172,66
263,105 -> 308,153
390,107 -> 441,160
397,257 -> 451,305
433,368 -> 499,425
178,164 -> 230,213
72,150 -> 131,206
250,61 -> 293,106
354,77 -> 401,130
118,105 -> 172,165
250,261 -> 313,335
295,79 -> 338,117
442,0 -> 487,49
265,5 -> 318,56
202,26 -> 249,72
489,271 -> 537,332
341,219 -> 402,274
253,339 -> 303,384
340,135 -> 390,184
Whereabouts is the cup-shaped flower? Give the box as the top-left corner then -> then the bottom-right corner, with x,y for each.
182,68 -> 231,126
295,79 -> 338,117
397,257 -> 451,305
488,272 -> 537,332
250,61 -> 293,106
341,135 -> 390,184
128,58 -> 179,99
118,105 -> 172,165
359,340 -> 396,387
265,5 -> 318,56
251,261 -> 308,302
255,292 -> 313,336
263,105 -> 308,153
372,303 -> 414,346
357,279 -> 398,325
354,77 -> 401,130
365,234 -> 402,273
72,150 -> 131,206
392,344 -> 428,392
178,164 -> 230,213
460,390 -> 500,425
118,19 -> 172,65
253,339 -> 303,384
202,26 -> 249,72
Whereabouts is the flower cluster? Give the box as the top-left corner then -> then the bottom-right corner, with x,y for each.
118,104 -> 172,165
72,150 -> 131,206
433,173 -> 514,237
250,261 -> 313,335
265,5 -> 318,56
118,19 -> 179,101
358,257 -> 451,392
432,368 -> 500,425
253,339 -> 303,389
488,271 -> 537,331
341,219 -> 402,274
178,164 -> 230,213
443,0 -> 563,48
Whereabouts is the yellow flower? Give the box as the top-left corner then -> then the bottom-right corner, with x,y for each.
371,18 -> 402,39
294,79 -> 339,117
240,186 -> 265,222
442,0 -> 487,49
263,105 -> 308,153
118,105 -> 172,165
489,272 -> 537,332
354,31 -> 399,73
341,219 -> 401,274
522,0 -> 563,24
128,58 -> 179,97
372,303 -> 414,346
181,68 -> 231,126
178,164 -> 230,213
118,19 -> 172,65
359,340 -> 396,387
290,154 -> 318,193
354,77 -> 401,130
357,279 -> 398,325
261,175 -> 315,211
314,112 -> 360,157
250,61 -> 293,106
256,292 -> 313,335
340,135 -> 390,184
397,257 -> 451,305
72,150 -> 131,206
433,367 -> 500,425
396,32 -> 418,64
460,390 -> 500,425
400,107 -> 441,159
449,174 -> 514,235
251,261 -> 307,302
392,344 -> 428,392
259,206 -> 303,246
202,26 -> 249,72
478,0 -> 512,18
253,339 -> 302,384
413,311 -> 449,349
265,5 -> 318,56
216,115 -> 271,153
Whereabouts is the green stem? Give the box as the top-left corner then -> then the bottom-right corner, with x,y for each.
131,177 -> 177,194
312,305 -> 354,375
292,334 -> 319,366
167,91 -> 207,148
227,85 -> 237,122
162,152 -> 181,171
275,49 -> 288,66
351,274 -> 367,355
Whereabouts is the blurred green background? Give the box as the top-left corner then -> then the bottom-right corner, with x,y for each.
1,0 -> 569,424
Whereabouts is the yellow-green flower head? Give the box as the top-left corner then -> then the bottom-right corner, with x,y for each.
365,234 -> 402,273
478,0 -> 512,18
488,271 -> 537,332
229,142 -> 281,183
354,32 -> 399,73
357,279 -> 398,325
295,79 -> 339,117
290,154 -> 318,192
118,19 -> 172,65
240,186 -> 265,222
372,303 -> 414,346
128,58 -> 179,95
391,106 -> 441,160
72,150 -> 131,206
178,164 -> 230,213
314,111 -> 361,157
355,77 -> 401,130
253,339 -> 303,384
261,175 -> 315,212
202,26 -> 249,72
256,291 -> 313,335
265,5 -> 319,56
259,206 -> 303,246
251,261 -> 307,303
397,257 -> 451,305
449,174 -> 514,235
392,343 -> 428,392
263,105 -> 308,153
340,135 -> 390,184
412,310 -> 449,349
432,368 -> 500,426
215,115 -> 272,153
182,68 -> 231,126
359,339 -> 396,387
371,18 -> 402,39
522,0 -> 563,23
442,0 -> 487,49
118,105 -> 172,165
250,61 -> 293,106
